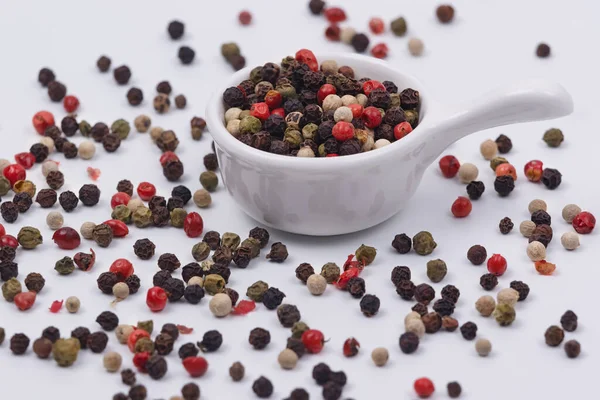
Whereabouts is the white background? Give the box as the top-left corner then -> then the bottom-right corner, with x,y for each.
0,0 -> 597,399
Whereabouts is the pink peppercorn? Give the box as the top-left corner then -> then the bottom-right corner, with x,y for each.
369,17 -> 385,34
362,106 -> 382,128
332,122 -> 355,141
371,43 -> 389,59
238,11 -> 252,25
324,7 -> 346,23
325,24 -> 341,41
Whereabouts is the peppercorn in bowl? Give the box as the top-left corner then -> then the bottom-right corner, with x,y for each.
207,51 -> 572,235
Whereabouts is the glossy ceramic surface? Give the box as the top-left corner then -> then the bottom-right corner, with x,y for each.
206,53 -> 573,236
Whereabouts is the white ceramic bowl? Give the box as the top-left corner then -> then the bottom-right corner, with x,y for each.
206,53 -> 573,236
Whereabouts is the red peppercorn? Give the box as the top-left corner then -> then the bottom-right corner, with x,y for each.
111,192 -> 131,209
394,122 -> 413,140
369,17 -> 385,34
343,337 -> 360,357
0,235 -> 19,249
348,104 -> 363,118
487,254 -> 507,276
14,291 -> 36,311
109,258 -> 134,280
325,24 -> 341,41
3,164 -> 26,186
414,378 -> 435,398
184,212 -> 204,238
238,10 -> 252,25
52,227 -> 81,250
160,151 -> 179,166
335,266 -> 360,290
183,356 -> 209,377
14,153 -> 36,170
295,49 -> 318,72
524,160 -> 543,182
332,121 -> 355,142
362,80 -> 385,96
271,108 -> 285,118
451,196 -> 472,218
250,102 -> 270,121
32,111 -> 55,135
102,219 -> 129,237
371,43 -> 389,59
133,351 -> 151,373
232,300 -> 256,315
0,224 -> 5,237
146,286 -> 168,312
535,260 -> 556,275
362,106 -> 383,128
324,7 -> 347,23
137,182 -> 157,201
326,154 -> 339,158
63,95 -> 80,113
496,163 -> 517,180
301,329 -> 325,354
317,84 -> 337,104
572,211 -> 596,234
439,155 -> 460,178
264,90 -> 282,109
128,329 -> 151,352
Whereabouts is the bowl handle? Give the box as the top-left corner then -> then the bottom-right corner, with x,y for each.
420,79 -> 574,163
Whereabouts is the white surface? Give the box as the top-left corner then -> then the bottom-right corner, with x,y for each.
0,0 -> 597,399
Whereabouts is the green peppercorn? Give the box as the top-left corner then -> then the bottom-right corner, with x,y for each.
200,171 -> 219,192
204,274 -> 226,295
241,237 -> 261,258
413,231 -> 437,255
250,66 -> 263,83
284,129 -> 303,149
79,120 -> 92,137
2,278 -> 22,301
543,128 -> 564,148
355,244 -> 377,265
493,304 -> 516,326
137,320 -> 154,334
426,259 -> 447,283
291,322 -> 310,339
239,110 -> 251,119
390,93 -> 401,108
221,232 -> 241,251
320,263 -> 341,284
239,116 -> 262,135
55,256 -> 75,275
52,338 -> 81,367
191,242 -> 211,261
135,337 -> 155,353
111,119 -> 131,140
276,83 -> 297,100
0,327 -> 5,344
318,143 -> 327,157
170,208 -> 188,228
302,123 -> 319,141
17,226 -> 43,249
490,157 -> 508,171
133,206 -> 153,228
0,176 -> 10,196
221,42 -> 241,59
404,110 -> 418,127
390,17 -> 408,36
111,205 -> 132,224
246,280 -> 269,302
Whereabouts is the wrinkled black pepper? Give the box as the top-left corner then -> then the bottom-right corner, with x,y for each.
494,175 -> 515,196
249,327 -> 271,350
391,266 -> 411,286
97,272 -> 119,294
61,116 -> 79,136
38,67 -> 55,86
510,280 -> 530,301
480,273 -> 498,290
10,333 -> 30,355
30,143 -> 49,162
42,326 -> 60,343
252,376 -> 274,398
466,181 -> 485,200
541,168 -> 562,189
71,326 -> 90,349
198,330 -> 223,352
263,287 -> 286,310
499,217 -> 514,234
164,278 -> 185,301
249,227 -> 270,248
391,233 -> 412,254
412,303 -> 428,317
58,191 -> 79,212
96,311 -> 119,331
396,279 -> 415,300
179,342 -> 199,359
460,322 -> 478,340
184,285 -> 205,304
114,65 -> 132,85
312,362 -> 331,385
277,304 -> 301,327
87,331 -> 109,353
414,283 -> 436,305
146,355 -> 167,380
467,245 -> 487,265
121,369 -> 136,386
153,270 -> 172,287
286,337 -> 306,358
172,185 -> 192,204
1,202 -> 19,223
178,46 -> 195,65
13,192 -> 32,213
560,310 -> 578,332
158,253 -> 180,272
125,274 -> 141,294
441,285 -> 461,304
347,277 -> 366,298
79,184 -> 101,206
399,332 -> 420,354
433,298 -> 455,316
48,81 -> 67,102
127,88 -> 144,106
360,294 -> 380,317
154,333 -> 175,355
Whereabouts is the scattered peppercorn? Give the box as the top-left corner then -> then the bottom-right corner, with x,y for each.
499,217 -> 514,234
399,332 -> 419,354
178,46 -> 195,65
564,340 -> 581,358
96,311 -> 119,331
360,294 -> 380,317
560,310 -> 578,332
391,233 -> 412,253
536,43 -> 551,58
413,231 -> 437,255
252,376 -> 274,398
542,168 -> 562,190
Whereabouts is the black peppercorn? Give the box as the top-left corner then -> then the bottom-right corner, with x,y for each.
212,250 -> 233,271
164,278 -> 185,301
375,123 -> 394,142
61,116 -> 79,136
396,279 -> 415,300
71,326 -> 90,349
96,311 -> 119,331
347,276 -> 366,298
44,125 -> 61,141
322,382 -> 342,400
30,143 -> 49,162
0,261 -> 18,281
175,94 -> 187,109
91,122 -> 109,142
495,134 -> 512,153
414,283 -> 436,305
36,189 -> 57,208
181,382 -> 200,400
42,326 -> 60,343
447,382 -> 462,398
133,239 -> 155,260
399,331 -> 420,354
267,242 -> 288,262
13,192 -> 32,213
277,304 -> 301,327
441,285 -> 460,304
163,159 -> 184,181
153,270 -> 172,287
286,388 -> 309,400
129,385 -> 147,400
480,273 -> 498,290
48,80 -> 66,102
202,231 -> 221,250
295,263 -> 314,283
509,280 -> 530,301
224,287 -> 239,306
79,184 -> 101,206
391,234 -> 412,254
121,369 -> 136,386
53,137 -> 68,152
178,46 -> 195,64
249,227 -> 270,248
114,65 -> 132,85
466,180 -> 485,200
38,67 -> 55,86
460,322 -> 478,340
1,202 -> 18,223
370,88 -> 391,109
412,303 -> 428,317
184,285 -> 205,304
560,310 -> 578,332
422,312 -> 442,333
391,266 -> 411,286
252,376 -> 274,398
156,81 -> 172,95
308,0 -> 325,14
58,191 -> 79,212
170,186 -> 191,206
62,141 -> 78,159
360,294 -> 380,317
531,210 -> 551,226
167,196 -> 184,212
529,224 -> 553,247
351,33 -> 370,53
168,20 -> 185,39
312,362 -> 331,385
400,88 -> 420,109
198,330 -> 223,353
286,337 -> 306,358
0,246 -> 16,262
433,298 -> 455,316
179,342 -> 199,359
154,333 -> 174,356
494,175 -> 515,196
97,56 -> 111,72
102,133 -> 121,152
10,333 -> 30,355
125,274 -> 140,294
263,287 -> 286,310
248,327 -> 271,350
127,88 -> 144,106
87,331 -> 109,353
158,253 -> 180,272
182,263 -> 203,282
97,272 -> 119,294
146,355 -> 167,380
467,244 -> 487,265
499,217 -> 514,234
536,43 -> 551,58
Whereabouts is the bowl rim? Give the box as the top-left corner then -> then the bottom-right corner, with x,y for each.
206,52 -> 430,171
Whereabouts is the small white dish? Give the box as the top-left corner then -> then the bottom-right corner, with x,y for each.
206,53 -> 573,236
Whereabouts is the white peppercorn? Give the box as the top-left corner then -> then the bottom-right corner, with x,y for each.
322,94 -> 342,111
334,106 -> 353,123
562,204 -> 582,223
341,95 -> 358,106
307,274 -> 327,296
528,199 -> 547,214
404,311 -> 421,326
497,288 -> 519,307
209,293 -> 232,317
226,119 -> 242,137
320,60 -> 338,75
340,27 -> 356,44
374,139 -> 391,149
297,147 -> 316,158
46,211 -> 64,230
115,325 -> 134,344
225,108 -> 243,123
277,348 -> 298,370
113,282 -> 130,301
40,137 -> 55,153
526,241 -> 546,261
103,351 -> 122,372
80,222 -> 96,240
356,93 -> 368,107
475,338 -> 492,357
480,139 -> 498,160
0,159 -> 11,172
408,38 -> 424,56
65,296 -> 80,313
458,163 -> 478,183
188,276 -> 204,287
41,160 -> 59,177
561,232 -> 580,250
134,115 -> 151,133
78,140 -> 96,160
193,189 -> 212,208
519,220 -> 536,238
127,198 -> 144,212
150,127 -> 164,142
475,295 -> 495,317
371,347 -> 389,367
405,318 -> 426,338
